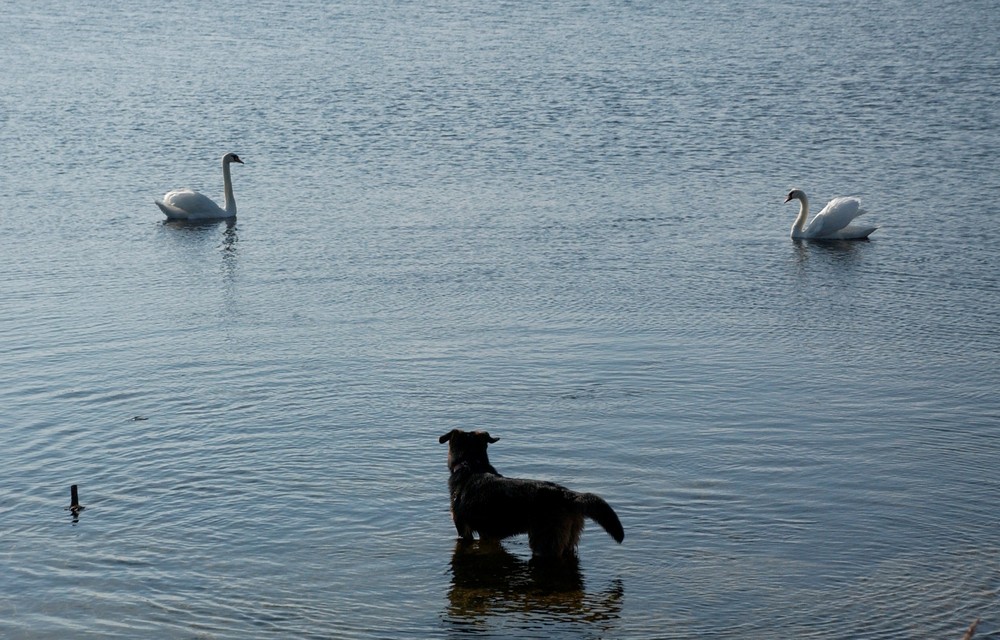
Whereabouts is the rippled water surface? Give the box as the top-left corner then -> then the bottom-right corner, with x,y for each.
2,1 -> 999,638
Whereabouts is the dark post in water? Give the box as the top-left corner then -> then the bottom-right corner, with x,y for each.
68,484 -> 84,514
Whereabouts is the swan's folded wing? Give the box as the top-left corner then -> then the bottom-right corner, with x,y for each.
805,196 -> 865,236
162,188 -> 217,212
155,199 -> 190,219
830,225 -> 878,240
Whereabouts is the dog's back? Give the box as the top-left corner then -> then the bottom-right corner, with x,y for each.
439,429 -> 624,559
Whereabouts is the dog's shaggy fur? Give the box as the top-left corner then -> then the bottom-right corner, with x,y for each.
439,429 -> 624,559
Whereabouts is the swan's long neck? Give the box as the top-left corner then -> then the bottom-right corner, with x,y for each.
222,159 -> 237,216
791,194 -> 809,236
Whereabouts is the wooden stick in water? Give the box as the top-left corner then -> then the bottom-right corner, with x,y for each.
67,484 -> 84,514
962,618 -> 980,640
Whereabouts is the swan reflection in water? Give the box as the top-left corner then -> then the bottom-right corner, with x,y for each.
792,235 -> 870,269
444,539 -> 623,634
161,217 -> 238,254
159,217 -> 240,286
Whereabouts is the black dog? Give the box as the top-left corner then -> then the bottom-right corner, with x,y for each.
439,429 -> 624,559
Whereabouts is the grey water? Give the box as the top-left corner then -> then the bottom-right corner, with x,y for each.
2,1 -> 998,638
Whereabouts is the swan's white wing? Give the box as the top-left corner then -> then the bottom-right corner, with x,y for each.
157,188 -> 228,219
162,188 -> 221,212
155,199 -> 193,219
804,196 -> 865,237
828,224 -> 878,240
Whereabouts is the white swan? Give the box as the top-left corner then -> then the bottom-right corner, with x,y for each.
784,189 -> 877,240
156,153 -> 243,220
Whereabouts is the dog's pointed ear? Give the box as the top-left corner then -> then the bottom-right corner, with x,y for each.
482,432 -> 499,444
439,430 -> 456,444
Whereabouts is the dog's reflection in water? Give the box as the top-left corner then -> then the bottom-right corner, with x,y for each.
445,539 -> 623,629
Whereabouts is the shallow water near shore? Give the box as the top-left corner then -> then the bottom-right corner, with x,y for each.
2,1 -> 999,638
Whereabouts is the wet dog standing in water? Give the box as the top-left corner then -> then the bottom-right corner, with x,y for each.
439,429 -> 624,559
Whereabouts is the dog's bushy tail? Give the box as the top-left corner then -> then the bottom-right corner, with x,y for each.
578,493 -> 624,543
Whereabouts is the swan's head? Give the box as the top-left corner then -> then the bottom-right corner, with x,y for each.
223,152 -> 244,165
784,189 -> 805,203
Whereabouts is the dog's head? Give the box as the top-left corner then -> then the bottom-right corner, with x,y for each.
439,429 -> 499,473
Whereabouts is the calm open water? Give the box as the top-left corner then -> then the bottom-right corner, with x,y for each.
2,1 -> 998,638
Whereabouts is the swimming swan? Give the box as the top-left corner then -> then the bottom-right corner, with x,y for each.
784,189 -> 877,240
156,153 -> 243,220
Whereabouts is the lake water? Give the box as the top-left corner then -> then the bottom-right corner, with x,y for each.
2,1 -> 998,638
